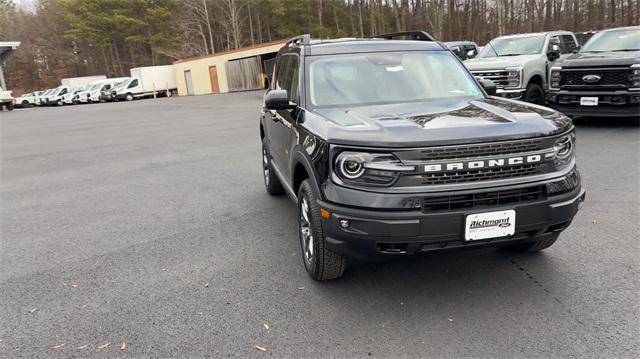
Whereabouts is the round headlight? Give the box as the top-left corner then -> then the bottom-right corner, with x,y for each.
554,135 -> 574,160
339,156 -> 365,179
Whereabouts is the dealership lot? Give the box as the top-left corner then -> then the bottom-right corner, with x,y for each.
1,93 -> 638,357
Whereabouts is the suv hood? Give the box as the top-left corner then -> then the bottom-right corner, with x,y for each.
309,98 -> 571,147
555,51 -> 640,68
464,54 -> 539,70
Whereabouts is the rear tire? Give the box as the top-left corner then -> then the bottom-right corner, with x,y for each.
503,233 -> 559,252
298,179 -> 346,280
523,82 -> 544,105
262,138 -> 284,195
6,102 -> 14,111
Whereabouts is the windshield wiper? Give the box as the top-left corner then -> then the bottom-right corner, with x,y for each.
610,49 -> 640,52
498,53 -> 524,56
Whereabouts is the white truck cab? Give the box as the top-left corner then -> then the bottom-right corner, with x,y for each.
464,31 -> 579,104
46,85 -> 71,106
62,86 -> 85,105
86,77 -> 129,103
0,85 -> 15,111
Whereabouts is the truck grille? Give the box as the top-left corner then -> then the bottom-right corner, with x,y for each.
421,164 -> 540,185
559,67 -> 631,89
422,186 -> 546,212
392,137 -> 557,187
470,70 -> 512,88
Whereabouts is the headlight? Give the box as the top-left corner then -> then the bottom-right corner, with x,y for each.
553,133 -> 575,168
334,151 -> 415,186
504,67 -> 522,88
630,65 -> 640,88
550,67 -> 562,90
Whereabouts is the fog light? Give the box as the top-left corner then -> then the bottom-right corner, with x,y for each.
339,219 -> 350,228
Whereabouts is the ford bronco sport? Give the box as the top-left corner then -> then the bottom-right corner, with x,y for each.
546,26 -> 640,118
260,32 -> 585,280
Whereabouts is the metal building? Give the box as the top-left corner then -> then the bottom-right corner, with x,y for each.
173,40 -> 285,96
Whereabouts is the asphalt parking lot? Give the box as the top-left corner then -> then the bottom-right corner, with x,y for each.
1,92 -> 638,358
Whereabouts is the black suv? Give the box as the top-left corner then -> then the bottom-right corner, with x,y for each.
546,26 -> 640,117
260,32 -> 585,280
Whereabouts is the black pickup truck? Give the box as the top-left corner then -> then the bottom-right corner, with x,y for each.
547,26 -> 640,117
260,32 -> 585,280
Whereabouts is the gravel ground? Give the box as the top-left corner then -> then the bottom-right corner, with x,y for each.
1,92 -> 638,358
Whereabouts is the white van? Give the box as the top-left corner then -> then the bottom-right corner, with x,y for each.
45,85 -> 71,106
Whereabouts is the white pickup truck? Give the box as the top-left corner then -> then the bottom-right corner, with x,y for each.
464,31 -> 579,104
0,85 -> 15,111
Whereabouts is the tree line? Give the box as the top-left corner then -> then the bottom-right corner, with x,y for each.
1,0 -> 638,94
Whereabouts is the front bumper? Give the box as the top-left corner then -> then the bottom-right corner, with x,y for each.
317,176 -> 585,259
546,90 -> 640,117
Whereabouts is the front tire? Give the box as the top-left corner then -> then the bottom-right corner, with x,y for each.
298,179 -> 346,280
125,93 -> 134,101
523,82 -> 544,105
503,233 -> 559,252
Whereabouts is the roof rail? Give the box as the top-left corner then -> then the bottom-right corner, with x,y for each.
375,31 -> 436,42
287,34 -> 311,47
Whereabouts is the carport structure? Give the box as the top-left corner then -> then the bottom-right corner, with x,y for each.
0,41 -> 20,89
173,40 -> 285,96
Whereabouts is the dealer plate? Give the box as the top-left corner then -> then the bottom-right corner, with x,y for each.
465,210 -> 516,241
580,97 -> 598,106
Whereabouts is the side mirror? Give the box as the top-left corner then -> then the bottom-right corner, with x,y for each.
547,49 -> 560,62
265,89 -> 295,110
478,78 -> 497,96
466,49 -> 477,59
573,45 -> 581,53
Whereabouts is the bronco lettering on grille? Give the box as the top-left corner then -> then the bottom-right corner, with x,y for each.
424,155 -> 542,173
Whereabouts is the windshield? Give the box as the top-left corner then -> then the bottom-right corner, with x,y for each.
89,83 -> 104,91
113,80 -> 130,89
581,28 -> 640,52
306,51 -> 482,107
479,35 -> 545,57
51,86 -> 63,96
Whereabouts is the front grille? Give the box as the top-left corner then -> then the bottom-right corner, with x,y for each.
421,164 -> 540,185
471,70 -> 512,88
560,68 -> 631,89
422,186 -> 546,212
414,139 -> 544,161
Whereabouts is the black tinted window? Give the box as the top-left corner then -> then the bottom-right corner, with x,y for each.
128,79 -> 138,88
560,35 -> 577,53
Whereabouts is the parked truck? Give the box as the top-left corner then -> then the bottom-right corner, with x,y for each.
464,31 -> 579,104
0,85 -> 15,110
111,65 -> 177,101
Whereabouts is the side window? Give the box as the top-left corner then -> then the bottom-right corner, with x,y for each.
128,79 -> 138,88
274,56 -> 290,91
560,35 -> 577,53
548,36 -> 561,52
103,84 -> 111,90
288,56 -> 300,103
60,88 -> 68,95
274,55 -> 300,103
